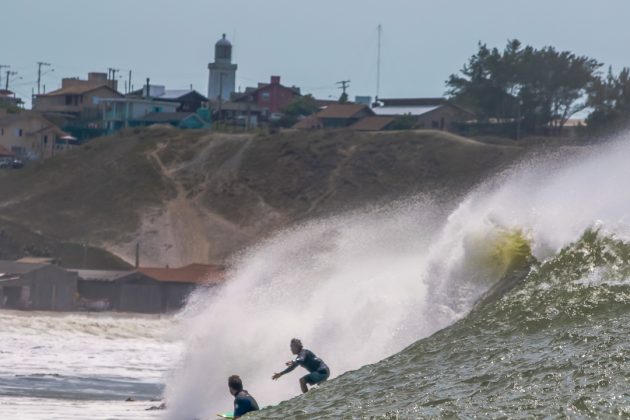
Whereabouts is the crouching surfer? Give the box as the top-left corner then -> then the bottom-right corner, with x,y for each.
272,338 -> 330,393
228,375 -> 259,418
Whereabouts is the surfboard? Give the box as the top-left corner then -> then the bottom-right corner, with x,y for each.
216,412 -> 234,419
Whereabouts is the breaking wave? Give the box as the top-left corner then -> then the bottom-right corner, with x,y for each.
165,135 -> 630,418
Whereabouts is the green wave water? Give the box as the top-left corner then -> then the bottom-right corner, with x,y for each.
254,230 -> 630,418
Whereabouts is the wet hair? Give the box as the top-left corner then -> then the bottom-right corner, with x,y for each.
290,338 -> 303,349
228,375 -> 243,392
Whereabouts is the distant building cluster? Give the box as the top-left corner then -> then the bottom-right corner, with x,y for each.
0,33 -> 477,165
0,259 -> 224,314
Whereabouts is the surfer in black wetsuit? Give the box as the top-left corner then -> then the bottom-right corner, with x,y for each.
228,375 -> 259,418
272,338 -> 330,393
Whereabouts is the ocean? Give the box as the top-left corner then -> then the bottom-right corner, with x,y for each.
4,137 -> 630,419
0,311 -> 180,419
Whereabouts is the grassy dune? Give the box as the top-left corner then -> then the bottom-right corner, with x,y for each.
0,127 -> 526,267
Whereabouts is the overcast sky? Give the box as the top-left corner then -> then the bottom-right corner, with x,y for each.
4,0 -> 630,106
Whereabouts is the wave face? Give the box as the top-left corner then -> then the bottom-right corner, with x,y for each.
165,137 -> 630,418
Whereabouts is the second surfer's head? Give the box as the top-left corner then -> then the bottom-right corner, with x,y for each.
290,338 -> 303,354
228,375 -> 243,396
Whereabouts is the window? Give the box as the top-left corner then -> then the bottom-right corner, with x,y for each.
0,128 -> 3,136
432,121 -> 439,128
44,135 -> 48,145
15,128 -> 23,137
153,107 -> 162,113
261,92 -> 270,101
65,95 -> 73,105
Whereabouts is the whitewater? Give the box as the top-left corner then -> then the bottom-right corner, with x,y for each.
2,135 -> 630,419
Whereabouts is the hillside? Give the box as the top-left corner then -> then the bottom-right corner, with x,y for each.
0,127 -> 527,268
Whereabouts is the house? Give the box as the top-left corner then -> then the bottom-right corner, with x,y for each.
128,86 -> 208,112
101,97 -> 180,133
213,101 -> 262,128
136,263 -> 225,313
372,98 -> 475,131
294,103 -> 375,129
33,73 -> 122,119
73,263 -> 224,313
135,111 -> 209,129
0,261 -> 78,311
0,111 -> 75,160
0,90 -> 24,108
232,76 -> 301,119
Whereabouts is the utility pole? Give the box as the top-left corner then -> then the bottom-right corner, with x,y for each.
5,71 -> 17,91
37,62 -> 51,95
337,80 -> 351,95
336,80 -> 351,102
0,65 -> 9,89
128,70 -> 132,94
108,68 -> 119,89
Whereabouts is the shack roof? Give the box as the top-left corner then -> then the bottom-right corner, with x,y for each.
0,261 -> 49,275
72,269 -> 135,282
137,263 -> 225,285
15,257 -> 58,264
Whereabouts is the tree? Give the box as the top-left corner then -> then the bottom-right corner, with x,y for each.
586,67 -> 630,131
447,40 -> 601,135
274,94 -> 320,128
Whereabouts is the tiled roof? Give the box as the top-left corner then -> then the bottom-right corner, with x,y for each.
38,84 -> 121,97
292,115 -> 323,129
0,261 -> 49,275
349,116 -> 396,131
137,263 -> 225,285
316,103 -> 373,119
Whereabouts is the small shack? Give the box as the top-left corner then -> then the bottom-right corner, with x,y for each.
73,263 -> 224,314
0,261 -> 78,311
137,263 -> 225,312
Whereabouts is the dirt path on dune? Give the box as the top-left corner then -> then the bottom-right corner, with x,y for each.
144,142 -> 251,266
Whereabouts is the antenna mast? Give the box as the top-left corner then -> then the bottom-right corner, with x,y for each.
376,24 -> 382,103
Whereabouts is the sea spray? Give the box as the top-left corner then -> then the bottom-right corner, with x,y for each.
166,136 -> 630,418
162,198 -> 485,418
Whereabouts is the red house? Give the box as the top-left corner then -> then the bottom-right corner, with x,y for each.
234,76 -> 300,117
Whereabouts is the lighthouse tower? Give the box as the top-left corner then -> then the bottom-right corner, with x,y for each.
207,34 -> 237,103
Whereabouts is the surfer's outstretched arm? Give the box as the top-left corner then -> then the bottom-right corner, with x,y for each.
272,361 -> 297,380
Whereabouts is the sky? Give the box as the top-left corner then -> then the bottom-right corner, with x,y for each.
4,0 -> 630,108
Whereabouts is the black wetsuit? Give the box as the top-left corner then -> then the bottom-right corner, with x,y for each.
281,349 -> 330,384
233,390 -> 259,417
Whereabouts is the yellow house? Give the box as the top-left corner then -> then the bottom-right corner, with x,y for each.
0,111 -> 73,160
